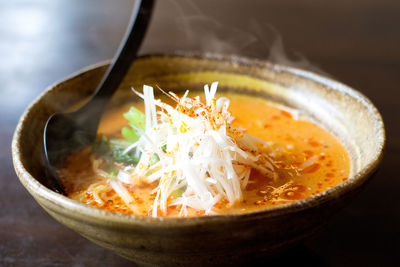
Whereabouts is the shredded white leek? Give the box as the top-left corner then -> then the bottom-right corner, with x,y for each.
117,82 -> 277,216
109,180 -> 139,213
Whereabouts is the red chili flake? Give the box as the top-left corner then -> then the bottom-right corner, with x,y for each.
281,110 -> 292,118
308,139 -> 321,147
272,115 -> 281,120
303,150 -> 314,159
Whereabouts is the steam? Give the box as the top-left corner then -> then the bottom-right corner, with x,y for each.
140,0 -> 328,75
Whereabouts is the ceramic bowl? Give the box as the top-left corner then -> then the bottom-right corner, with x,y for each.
12,54 -> 385,266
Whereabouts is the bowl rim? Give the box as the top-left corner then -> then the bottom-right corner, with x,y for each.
12,52 -> 386,227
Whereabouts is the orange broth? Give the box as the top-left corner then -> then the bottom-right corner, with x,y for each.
59,94 -> 350,217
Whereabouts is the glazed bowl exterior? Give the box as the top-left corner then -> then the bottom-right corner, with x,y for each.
12,54 -> 385,266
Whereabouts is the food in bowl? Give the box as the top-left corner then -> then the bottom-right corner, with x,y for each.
59,82 -> 350,217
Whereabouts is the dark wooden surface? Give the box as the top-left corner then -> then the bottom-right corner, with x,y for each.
1,0 -> 399,266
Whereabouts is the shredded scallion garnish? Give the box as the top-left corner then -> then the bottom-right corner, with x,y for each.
106,82 -> 277,216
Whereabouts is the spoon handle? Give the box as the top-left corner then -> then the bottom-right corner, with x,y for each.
83,0 -> 154,123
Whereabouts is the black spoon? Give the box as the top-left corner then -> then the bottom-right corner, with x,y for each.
43,0 -> 154,194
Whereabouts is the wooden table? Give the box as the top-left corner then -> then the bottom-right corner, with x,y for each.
1,0 -> 399,265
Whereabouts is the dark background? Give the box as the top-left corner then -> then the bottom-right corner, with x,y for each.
1,0 -> 399,266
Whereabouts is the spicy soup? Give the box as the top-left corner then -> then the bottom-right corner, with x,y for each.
59,93 -> 350,217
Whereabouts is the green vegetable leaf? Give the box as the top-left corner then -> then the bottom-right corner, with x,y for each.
92,136 -> 140,165
92,107 -> 145,167
121,127 -> 141,142
121,107 -> 145,143
123,107 -> 145,130
106,148 -> 141,164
